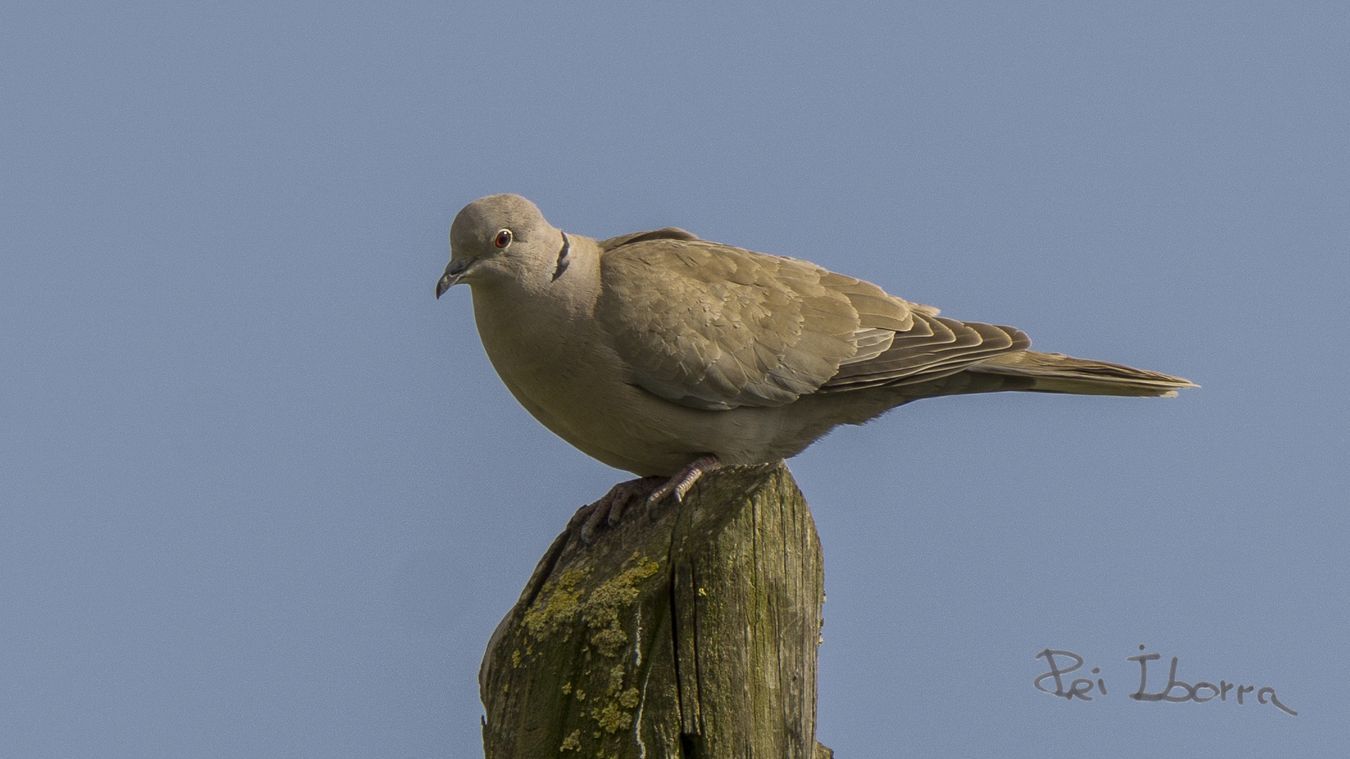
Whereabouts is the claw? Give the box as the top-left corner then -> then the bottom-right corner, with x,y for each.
647,455 -> 722,505
569,476 -> 664,544
568,456 -> 723,543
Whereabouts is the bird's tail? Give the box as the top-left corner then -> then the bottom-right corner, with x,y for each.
969,351 -> 1197,398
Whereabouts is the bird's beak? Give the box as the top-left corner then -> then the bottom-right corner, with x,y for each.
435,259 -> 473,299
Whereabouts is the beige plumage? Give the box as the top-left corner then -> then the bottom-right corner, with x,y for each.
436,194 -> 1194,506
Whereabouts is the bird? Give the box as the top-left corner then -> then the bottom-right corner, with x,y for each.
436,194 -> 1194,535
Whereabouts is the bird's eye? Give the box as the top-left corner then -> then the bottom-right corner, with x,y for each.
493,229 -> 513,249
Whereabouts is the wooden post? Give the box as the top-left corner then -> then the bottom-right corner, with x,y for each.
479,463 -> 832,758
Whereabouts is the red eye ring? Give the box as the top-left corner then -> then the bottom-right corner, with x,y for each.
493,229 -> 513,249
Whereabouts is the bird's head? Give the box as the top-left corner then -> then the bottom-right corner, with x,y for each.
437,194 -> 570,298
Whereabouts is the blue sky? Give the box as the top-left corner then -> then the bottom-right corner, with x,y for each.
4,1 -> 1347,756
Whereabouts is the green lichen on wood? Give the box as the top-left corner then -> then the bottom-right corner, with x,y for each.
520,567 -> 590,641
581,553 -> 660,656
549,553 -> 661,739
593,687 -> 641,733
518,552 -> 659,659
605,663 -> 625,694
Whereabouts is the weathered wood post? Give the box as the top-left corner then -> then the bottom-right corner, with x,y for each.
479,463 -> 832,758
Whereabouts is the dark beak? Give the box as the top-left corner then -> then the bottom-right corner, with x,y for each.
435,259 -> 472,299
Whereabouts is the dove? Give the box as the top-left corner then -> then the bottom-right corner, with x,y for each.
436,194 -> 1194,532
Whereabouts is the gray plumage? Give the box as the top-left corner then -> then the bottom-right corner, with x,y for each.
436,194 -> 1194,480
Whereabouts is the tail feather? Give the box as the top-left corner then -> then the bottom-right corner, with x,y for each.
969,350 -> 1197,398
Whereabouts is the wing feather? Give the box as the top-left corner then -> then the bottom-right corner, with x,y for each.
598,238 -> 858,409
597,232 -> 1031,409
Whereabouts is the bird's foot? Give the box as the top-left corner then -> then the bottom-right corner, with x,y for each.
647,455 -> 722,505
568,456 -> 723,544
569,475 -> 665,544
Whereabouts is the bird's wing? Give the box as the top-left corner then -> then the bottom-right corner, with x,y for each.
818,284 -> 1030,393
599,227 -> 700,249
599,235 -> 1015,411
597,238 -> 858,410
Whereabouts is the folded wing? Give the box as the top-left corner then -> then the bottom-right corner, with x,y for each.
597,234 -> 1030,411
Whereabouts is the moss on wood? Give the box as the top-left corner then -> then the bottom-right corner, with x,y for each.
480,463 -> 830,758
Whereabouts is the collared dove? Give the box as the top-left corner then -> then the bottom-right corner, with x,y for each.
436,194 -> 1194,527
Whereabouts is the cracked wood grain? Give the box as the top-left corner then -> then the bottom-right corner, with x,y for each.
479,463 -> 832,758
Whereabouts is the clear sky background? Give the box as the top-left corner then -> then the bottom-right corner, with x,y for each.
4,2 -> 1347,757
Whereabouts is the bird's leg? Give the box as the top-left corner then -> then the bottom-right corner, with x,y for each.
567,456 -> 723,544
569,475 -> 665,544
647,455 -> 722,505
